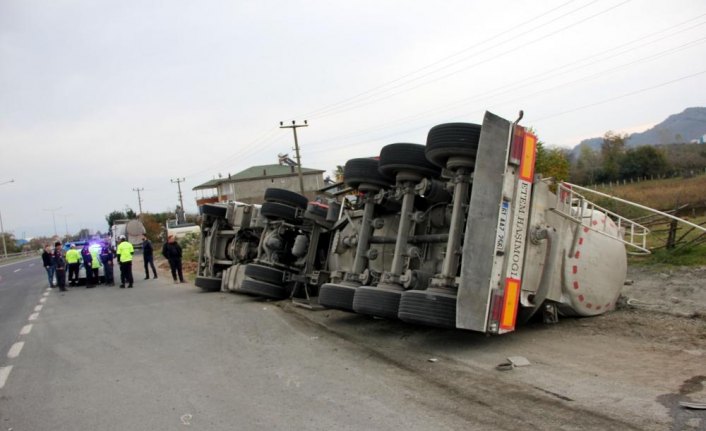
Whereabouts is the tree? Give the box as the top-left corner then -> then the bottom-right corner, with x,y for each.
535,141 -> 570,183
105,207 -> 137,230
334,165 -> 344,182
600,131 -> 628,182
620,146 -> 669,179
570,145 -> 601,185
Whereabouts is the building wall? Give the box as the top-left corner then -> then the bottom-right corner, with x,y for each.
217,173 -> 325,203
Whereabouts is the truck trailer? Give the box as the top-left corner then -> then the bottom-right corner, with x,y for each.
195,111 -> 648,335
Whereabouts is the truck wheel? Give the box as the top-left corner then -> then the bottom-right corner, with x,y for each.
352,285 -> 403,320
343,158 -> 394,190
260,202 -> 300,222
378,143 -> 440,179
319,283 -> 358,311
244,264 -> 286,285
425,123 -> 481,168
201,204 -> 227,218
195,276 -> 222,292
264,188 -> 309,209
239,277 -> 288,300
398,289 -> 456,328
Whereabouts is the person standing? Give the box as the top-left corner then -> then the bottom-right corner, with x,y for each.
90,245 -> 102,286
100,242 -> 115,286
116,235 -> 134,288
66,244 -> 81,286
53,241 -> 67,292
162,235 -> 185,283
41,244 -> 56,288
142,234 -> 158,279
81,243 -> 94,287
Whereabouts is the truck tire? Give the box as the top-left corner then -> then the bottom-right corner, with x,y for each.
239,277 -> 289,300
195,276 -> 222,292
201,204 -> 227,218
319,283 -> 358,311
244,264 -> 286,285
343,158 -> 393,190
398,289 -> 457,328
264,188 -> 309,209
425,123 -> 481,168
260,202 -> 300,223
378,143 -> 440,179
352,285 -> 402,320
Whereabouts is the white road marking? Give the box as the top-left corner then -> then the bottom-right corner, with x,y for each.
29,313 -> 39,321
13,269 -> 20,273
7,342 -> 24,359
0,366 -> 12,389
20,324 -> 32,335
28,263 -> 35,267
34,305 -> 43,312
42,292 -> 50,297
40,297 -> 47,303
46,288 -> 51,292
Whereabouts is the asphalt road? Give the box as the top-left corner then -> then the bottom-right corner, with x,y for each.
0,262 -> 483,431
1,260 -> 700,430
0,257 -> 47,367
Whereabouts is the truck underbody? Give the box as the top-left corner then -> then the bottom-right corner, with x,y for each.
195,111 -> 633,335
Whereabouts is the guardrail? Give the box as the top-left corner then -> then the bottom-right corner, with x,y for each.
0,251 -> 40,263
553,183 -> 651,255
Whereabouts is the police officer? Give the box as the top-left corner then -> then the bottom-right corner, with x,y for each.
100,242 -> 115,286
66,244 -> 81,286
81,243 -> 94,287
116,235 -> 134,288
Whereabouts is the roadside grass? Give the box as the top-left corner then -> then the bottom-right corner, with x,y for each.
593,174 -> 706,212
579,175 -> 706,267
628,214 -> 706,267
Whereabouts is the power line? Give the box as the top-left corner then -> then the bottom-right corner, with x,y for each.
302,18 -> 706,152
309,0 -> 632,120
301,0 -> 585,118
532,68 -> 706,123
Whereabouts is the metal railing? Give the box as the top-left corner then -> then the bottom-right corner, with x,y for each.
553,183 -> 651,255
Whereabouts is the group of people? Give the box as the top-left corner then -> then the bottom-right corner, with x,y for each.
41,234 -> 186,292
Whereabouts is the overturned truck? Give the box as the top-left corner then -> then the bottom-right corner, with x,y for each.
195,111 -> 640,335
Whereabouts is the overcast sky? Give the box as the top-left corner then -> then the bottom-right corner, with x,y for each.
1,0 -> 705,238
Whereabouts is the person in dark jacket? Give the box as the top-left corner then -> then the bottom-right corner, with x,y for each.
53,242 -> 67,292
142,234 -> 158,280
100,242 -> 115,286
41,244 -> 55,288
162,235 -> 184,283
81,243 -> 95,287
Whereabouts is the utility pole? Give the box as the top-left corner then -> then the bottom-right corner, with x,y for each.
279,120 -> 308,195
60,213 -> 72,238
43,206 -> 62,237
0,179 -> 14,258
132,187 -> 145,217
0,210 -> 7,258
170,178 -> 186,212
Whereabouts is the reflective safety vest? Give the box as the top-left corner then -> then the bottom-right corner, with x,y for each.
66,249 -> 81,264
91,249 -> 102,269
117,241 -> 134,263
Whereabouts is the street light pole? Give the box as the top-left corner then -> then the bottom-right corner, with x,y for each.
43,206 -> 62,237
0,179 -> 14,258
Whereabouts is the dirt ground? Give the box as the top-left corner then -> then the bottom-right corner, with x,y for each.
279,264 -> 706,430
146,252 -> 706,429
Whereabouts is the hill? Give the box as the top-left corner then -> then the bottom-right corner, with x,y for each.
571,107 -> 706,157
